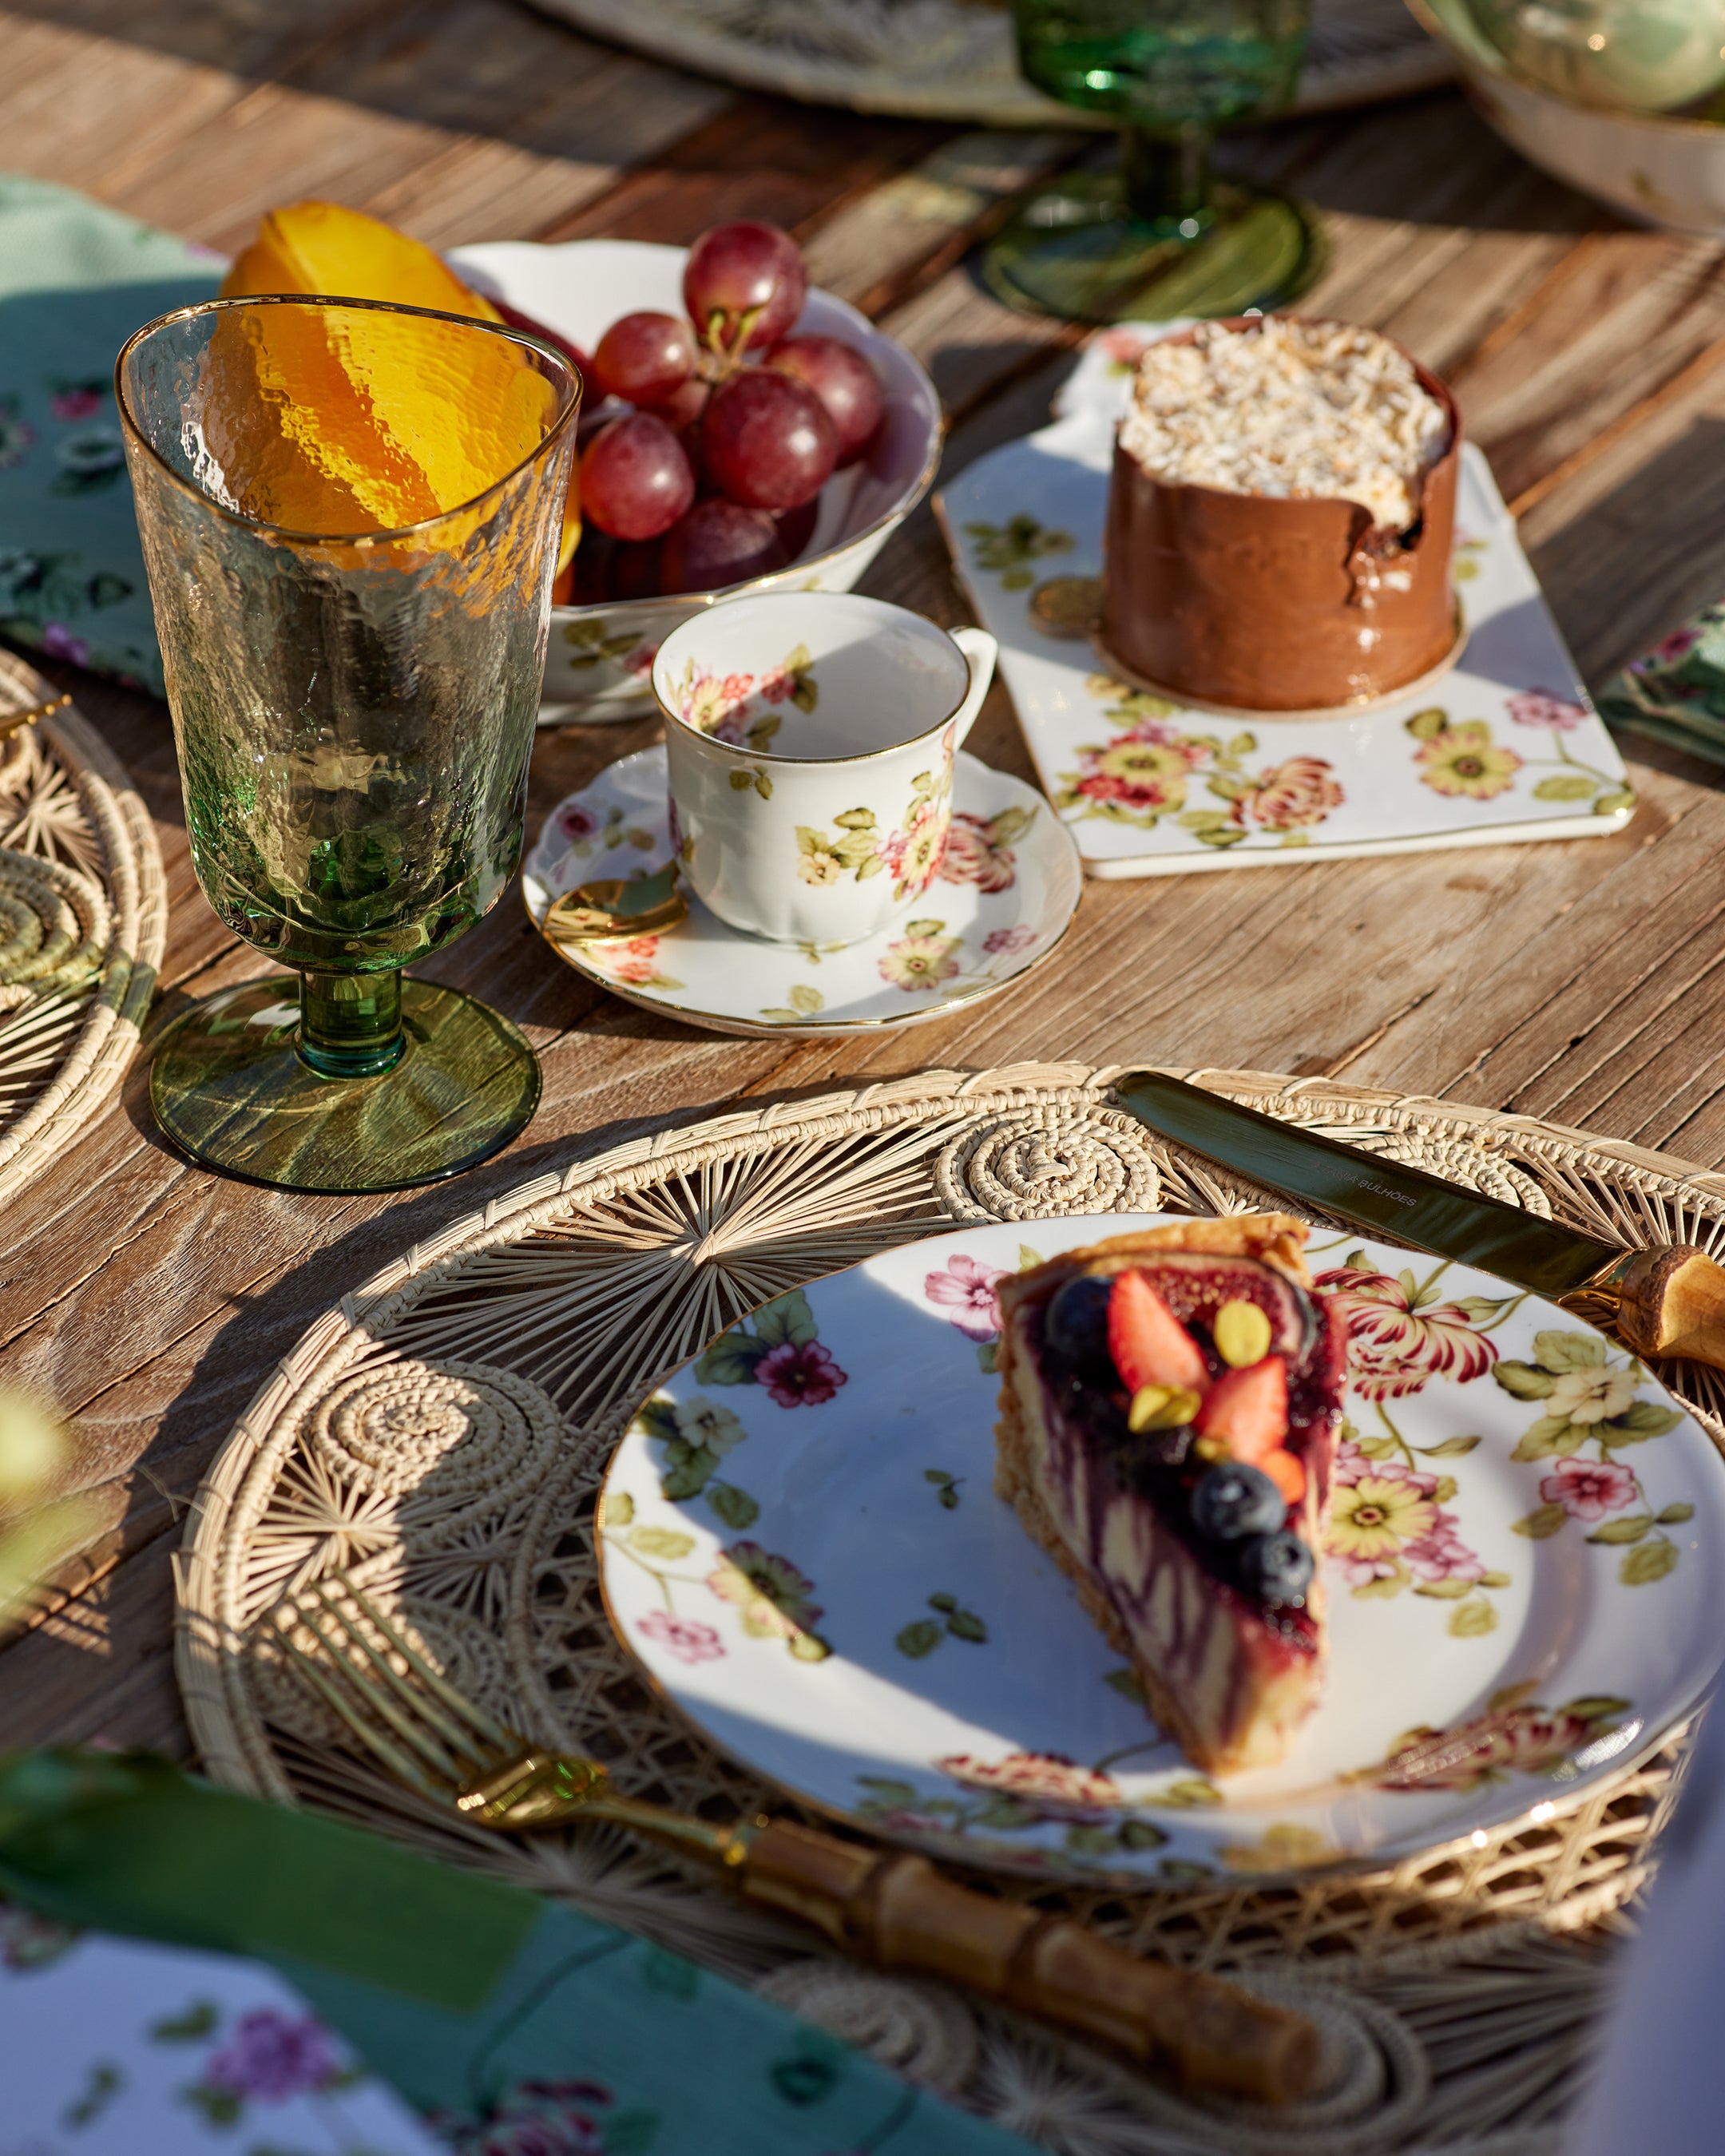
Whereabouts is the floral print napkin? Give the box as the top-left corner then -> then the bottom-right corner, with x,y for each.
1600,604 -> 1725,771
0,172 -> 221,696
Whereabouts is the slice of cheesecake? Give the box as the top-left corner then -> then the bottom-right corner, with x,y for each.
995,1215 -> 1346,1774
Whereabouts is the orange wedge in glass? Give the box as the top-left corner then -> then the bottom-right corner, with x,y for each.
216,201 -> 580,562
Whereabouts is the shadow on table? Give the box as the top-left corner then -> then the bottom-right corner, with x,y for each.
1530,415 -> 1725,703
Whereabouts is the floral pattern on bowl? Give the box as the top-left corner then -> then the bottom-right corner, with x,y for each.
599,1215 -> 1725,1886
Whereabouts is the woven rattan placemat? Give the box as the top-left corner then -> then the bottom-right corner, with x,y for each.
0,649 -> 165,1207
176,1063 -> 1725,2154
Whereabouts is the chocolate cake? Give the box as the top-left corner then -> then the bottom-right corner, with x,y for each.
1098,317 -> 1461,715
995,1217 -> 1346,1775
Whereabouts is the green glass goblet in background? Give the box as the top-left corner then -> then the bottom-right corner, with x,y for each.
985,0 -> 1326,323
116,295 -> 580,1194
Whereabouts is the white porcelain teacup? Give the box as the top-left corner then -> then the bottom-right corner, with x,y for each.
652,592 -> 997,945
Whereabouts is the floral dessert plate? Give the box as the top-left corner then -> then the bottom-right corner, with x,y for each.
935,327 -> 1636,877
598,1214 -> 1725,1887
521,746 -> 1081,1036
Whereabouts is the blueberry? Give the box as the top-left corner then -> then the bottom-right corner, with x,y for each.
1235,1530 -> 1315,1606
1190,1463 -> 1285,1542
1045,1274 -> 1113,1372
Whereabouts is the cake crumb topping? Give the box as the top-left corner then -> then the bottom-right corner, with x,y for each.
1119,318 -> 1451,533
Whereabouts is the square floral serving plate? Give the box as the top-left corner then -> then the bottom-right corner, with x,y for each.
598,1215 -> 1725,1888
935,328 -> 1636,877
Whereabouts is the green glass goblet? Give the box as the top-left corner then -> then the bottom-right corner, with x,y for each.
116,295 -> 580,1194
985,0 -> 1326,324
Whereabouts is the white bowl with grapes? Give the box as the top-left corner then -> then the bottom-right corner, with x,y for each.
450,224 -> 944,724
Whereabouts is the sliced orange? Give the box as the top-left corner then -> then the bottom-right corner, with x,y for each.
216,201 -> 579,562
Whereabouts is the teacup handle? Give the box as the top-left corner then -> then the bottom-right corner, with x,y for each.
948,627 -> 998,752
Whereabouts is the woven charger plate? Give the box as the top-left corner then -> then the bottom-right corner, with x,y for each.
177,1062 -> 1725,2155
0,650 -> 165,1207
525,0 -> 1454,125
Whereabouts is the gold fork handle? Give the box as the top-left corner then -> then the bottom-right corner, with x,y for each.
739,1821 -> 1318,2106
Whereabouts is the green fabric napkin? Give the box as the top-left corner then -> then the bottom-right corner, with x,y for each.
0,172 -> 221,696
1599,604 -> 1725,771
0,1750 -> 1039,2155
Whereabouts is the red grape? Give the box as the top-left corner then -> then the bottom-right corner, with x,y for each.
766,336 -> 884,466
660,500 -> 788,595
700,371 -> 835,513
648,376 -> 710,432
591,311 -> 697,404
683,220 -> 807,358
579,413 -> 695,541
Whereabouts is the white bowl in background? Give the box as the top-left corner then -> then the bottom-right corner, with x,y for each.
1410,0 -> 1725,236
448,239 -> 944,725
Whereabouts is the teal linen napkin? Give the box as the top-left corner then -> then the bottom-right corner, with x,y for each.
1599,604 -> 1725,771
0,173 -> 221,696
0,1750 -> 1038,2155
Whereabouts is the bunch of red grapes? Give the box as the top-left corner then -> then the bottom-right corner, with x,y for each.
561,219 -> 886,604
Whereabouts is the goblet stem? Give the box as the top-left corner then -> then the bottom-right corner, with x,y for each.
1120,123 -> 1215,236
298,969 -> 407,1081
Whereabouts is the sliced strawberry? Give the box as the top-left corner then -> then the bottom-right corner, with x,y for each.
1193,1355 -> 1288,1464
1108,1270 -> 1209,1397
1259,1446 -> 1307,1507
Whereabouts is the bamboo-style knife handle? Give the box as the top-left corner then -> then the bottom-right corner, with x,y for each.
737,1820 -> 1319,2105
1603,1246 -> 1725,1370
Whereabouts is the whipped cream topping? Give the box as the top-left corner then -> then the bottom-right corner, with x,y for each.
1118,318 -> 1452,533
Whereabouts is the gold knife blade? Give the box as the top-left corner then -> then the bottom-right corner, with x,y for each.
1112,1069 -> 1725,1373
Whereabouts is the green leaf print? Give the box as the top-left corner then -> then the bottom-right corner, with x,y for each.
708,1481 -> 759,1530
1586,1515 -> 1653,1544
894,1619 -> 942,1658
1513,1502 -> 1569,1539
1621,1540 -> 1680,1585
1531,1329 -> 1607,1373
755,1288 -> 817,1349
1510,1417 -> 1578,1461
1494,1361 -> 1556,1399
694,1332 -> 771,1385
1533,774 -> 1598,803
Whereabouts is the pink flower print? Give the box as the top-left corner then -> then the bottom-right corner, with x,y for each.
1540,1454 -> 1639,1522
623,640 -> 657,678
1401,1509 -> 1488,1585
1244,755 -> 1343,832
1315,1268 -> 1498,1399
605,934 -> 663,985
555,801 -> 598,846
51,387 -> 103,422
1378,1702 -> 1615,1792
1632,626 -> 1699,674
204,2009 -> 342,2100
40,622 -> 88,667
938,812 -> 1017,891
924,1252 -> 1009,1340
938,1750 -> 1121,1823
983,924 -> 1037,957
755,1338 -> 847,1407
1507,688 -> 1588,731
636,1611 -> 724,1665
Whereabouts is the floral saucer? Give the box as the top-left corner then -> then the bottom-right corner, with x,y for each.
935,326 -> 1636,877
522,747 -> 1081,1036
598,1215 -> 1725,1887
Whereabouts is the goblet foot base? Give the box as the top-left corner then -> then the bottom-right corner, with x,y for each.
149,976 -> 541,1194
982,174 -> 1325,326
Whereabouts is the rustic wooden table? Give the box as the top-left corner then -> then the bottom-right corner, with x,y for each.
2,0 -> 1722,1766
